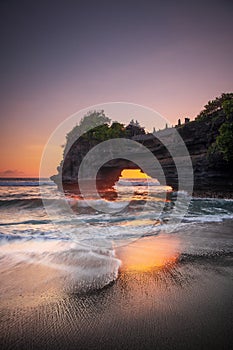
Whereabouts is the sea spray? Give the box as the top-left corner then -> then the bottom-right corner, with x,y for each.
0,239 -> 122,293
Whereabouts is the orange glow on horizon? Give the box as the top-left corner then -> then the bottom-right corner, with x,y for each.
0,149 -> 42,178
120,169 -> 152,179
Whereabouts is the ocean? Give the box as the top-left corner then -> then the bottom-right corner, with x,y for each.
1,177 -> 233,292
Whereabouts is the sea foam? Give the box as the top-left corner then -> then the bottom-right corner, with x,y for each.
0,239 -> 121,292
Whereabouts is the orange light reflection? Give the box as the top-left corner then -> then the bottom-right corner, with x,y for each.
116,235 -> 180,272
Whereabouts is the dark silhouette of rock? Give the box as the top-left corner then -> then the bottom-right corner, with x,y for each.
51,110 -> 233,198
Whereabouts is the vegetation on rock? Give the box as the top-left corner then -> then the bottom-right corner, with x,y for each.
65,110 -> 111,147
204,93 -> 233,164
196,93 -> 233,121
65,111 -> 145,151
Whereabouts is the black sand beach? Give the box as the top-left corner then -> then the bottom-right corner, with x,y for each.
1,221 -> 233,350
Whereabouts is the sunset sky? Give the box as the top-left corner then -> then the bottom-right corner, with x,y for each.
1,0 -> 232,177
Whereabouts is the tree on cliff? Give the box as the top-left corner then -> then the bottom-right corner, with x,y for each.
196,93 -> 233,120
215,98 -> 233,163
65,112 -> 146,149
216,122 -> 233,163
207,94 -> 233,164
65,110 -> 111,149
108,122 -> 127,138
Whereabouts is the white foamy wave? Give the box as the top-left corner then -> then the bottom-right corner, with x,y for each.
117,178 -> 160,186
74,199 -> 128,209
0,239 -> 121,292
172,190 -> 191,198
184,213 -> 233,223
68,198 -> 130,214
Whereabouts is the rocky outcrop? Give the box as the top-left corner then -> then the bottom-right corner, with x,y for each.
51,111 -> 233,197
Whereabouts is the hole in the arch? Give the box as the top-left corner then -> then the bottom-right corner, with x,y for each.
120,169 -> 152,179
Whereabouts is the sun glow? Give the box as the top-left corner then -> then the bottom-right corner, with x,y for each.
120,169 -> 152,179
117,235 -> 180,271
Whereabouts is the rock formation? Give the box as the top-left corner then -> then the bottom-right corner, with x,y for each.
51,110 -> 233,198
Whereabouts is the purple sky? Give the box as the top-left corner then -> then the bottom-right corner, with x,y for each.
0,0 -> 232,176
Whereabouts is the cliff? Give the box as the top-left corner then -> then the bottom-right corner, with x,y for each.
51,110 -> 233,198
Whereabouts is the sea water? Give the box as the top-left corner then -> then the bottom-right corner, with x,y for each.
0,178 -> 233,291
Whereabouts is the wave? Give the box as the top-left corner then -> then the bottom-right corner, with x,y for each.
0,197 -> 65,209
0,219 -> 51,226
0,232 -> 26,241
117,178 -> 161,186
184,214 -> 233,223
0,239 -> 121,292
0,180 -> 54,187
0,198 -> 43,208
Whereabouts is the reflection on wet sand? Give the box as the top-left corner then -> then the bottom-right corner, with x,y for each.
116,234 -> 180,272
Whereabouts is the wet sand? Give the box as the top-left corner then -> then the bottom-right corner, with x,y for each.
1,221 -> 233,350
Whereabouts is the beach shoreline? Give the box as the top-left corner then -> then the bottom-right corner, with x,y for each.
1,221 -> 233,349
